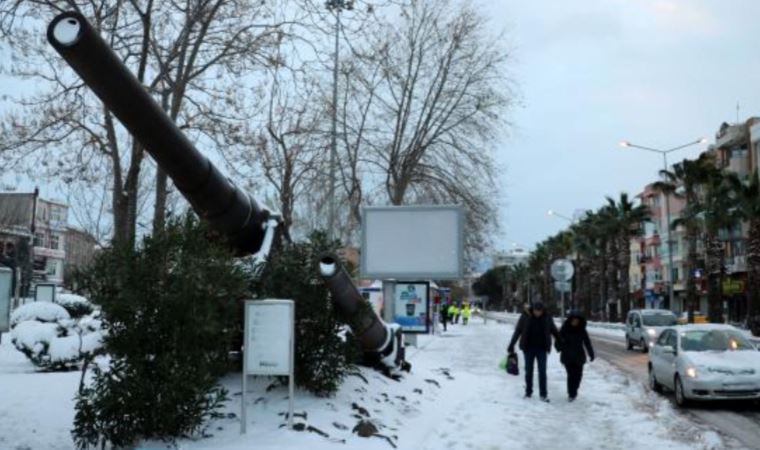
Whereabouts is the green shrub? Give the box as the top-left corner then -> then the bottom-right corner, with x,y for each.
253,231 -> 358,396
72,215 -> 250,449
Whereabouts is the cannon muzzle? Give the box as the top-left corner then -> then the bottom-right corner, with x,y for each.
319,254 -> 406,369
47,12 -> 272,255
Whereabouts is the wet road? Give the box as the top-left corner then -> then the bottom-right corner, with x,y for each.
491,313 -> 760,450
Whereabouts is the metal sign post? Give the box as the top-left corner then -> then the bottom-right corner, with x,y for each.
241,299 -> 295,434
551,259 -> 574,316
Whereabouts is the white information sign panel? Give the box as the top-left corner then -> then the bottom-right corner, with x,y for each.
245,300 -> 293,376
361,205 -> 464,280
242,299 -> 295,433
35,284 -> 56,303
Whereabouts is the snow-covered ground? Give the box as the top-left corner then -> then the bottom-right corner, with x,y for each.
1,319 -> 728,450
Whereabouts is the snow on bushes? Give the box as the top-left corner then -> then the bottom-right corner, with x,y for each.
9,300 -> 104,370
55,293 -> 94,318
10,301 -> 70,327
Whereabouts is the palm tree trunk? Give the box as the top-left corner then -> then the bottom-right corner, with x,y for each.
607,239 -> 620,321
598,242 -> 608,321
685,223 -> 700,323
705,231 -> 723,323
747,219 -> 760,335
619,235 -> 632,321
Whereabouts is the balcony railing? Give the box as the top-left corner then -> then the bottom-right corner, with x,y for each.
726,256 -> 747,273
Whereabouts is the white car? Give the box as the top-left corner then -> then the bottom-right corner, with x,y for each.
625,309 -> 677,353
648,324 -> 760,407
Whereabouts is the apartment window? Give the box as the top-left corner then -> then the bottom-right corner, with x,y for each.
46,259 -> 58,277
50,207 -> 62,223
732,240 -> 746,257
671,268 -> 679,283
33,232 -> 44,247
49,234 -> 60,250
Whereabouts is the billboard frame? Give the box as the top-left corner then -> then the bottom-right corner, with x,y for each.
360,205 -> 464,280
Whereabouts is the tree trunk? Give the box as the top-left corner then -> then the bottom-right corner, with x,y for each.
705,231 -> 723,323
685,223 -> 700,323
607,239 -> 620,321
153,168 -> 168,234
747,219 -> 760,335
598,242 -> 608,321
618,236 -> 632,322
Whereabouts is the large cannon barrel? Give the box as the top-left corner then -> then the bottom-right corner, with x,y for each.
47,12 -> 270,255
318,254 -> 390,353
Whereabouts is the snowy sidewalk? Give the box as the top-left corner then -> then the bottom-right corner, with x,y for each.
407,320 -> 723,450
1,321 -> 727,450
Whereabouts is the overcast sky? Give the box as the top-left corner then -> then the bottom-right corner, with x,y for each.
487,0 -> 760,251
3,1 -> 760,254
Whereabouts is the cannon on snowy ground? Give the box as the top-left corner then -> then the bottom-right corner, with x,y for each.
319,254 -> 407,371
47,12 -> 406,370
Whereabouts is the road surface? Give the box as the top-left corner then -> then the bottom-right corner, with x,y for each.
491,312 -> 760,450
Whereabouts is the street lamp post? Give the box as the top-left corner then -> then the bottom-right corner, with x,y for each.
619,138 -> 706,312
547,209 -> 575,224
325,0 -> 354,237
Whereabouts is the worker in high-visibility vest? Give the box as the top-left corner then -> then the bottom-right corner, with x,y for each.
453,304 -> 461,324
448,304 -> 458,324
462,304 -> 472,325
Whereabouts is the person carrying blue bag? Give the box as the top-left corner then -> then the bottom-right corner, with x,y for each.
507,302 -> 561,402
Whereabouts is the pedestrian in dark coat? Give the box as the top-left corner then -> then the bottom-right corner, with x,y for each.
507,302 -> 561,401
558,310 -> 595,401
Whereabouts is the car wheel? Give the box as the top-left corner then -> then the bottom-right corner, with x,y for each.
674,375 -> 690,407
648,366 -> 662,393
626,335 -> 633,351
640,339 -> 648,353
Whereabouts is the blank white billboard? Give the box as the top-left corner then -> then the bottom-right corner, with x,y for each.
361,205 -> 463,280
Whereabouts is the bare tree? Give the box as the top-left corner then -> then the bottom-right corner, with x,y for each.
0,0 -> 289,246
336,0 -> 514,250
233,64 -> 327,242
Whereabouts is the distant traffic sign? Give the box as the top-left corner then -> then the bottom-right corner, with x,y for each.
550,259 -> 574,282
554,281 -> 572,293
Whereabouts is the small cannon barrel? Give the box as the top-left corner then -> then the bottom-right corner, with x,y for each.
47,12 -> 270,255
318,254 -> 390,354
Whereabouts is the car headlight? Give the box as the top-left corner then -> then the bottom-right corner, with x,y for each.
686,367 -> 698,378
646,328 -> 656,337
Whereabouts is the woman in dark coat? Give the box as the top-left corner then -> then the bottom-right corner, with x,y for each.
558,311 -> 595,401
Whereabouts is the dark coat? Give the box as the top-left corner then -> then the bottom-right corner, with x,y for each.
508,310 -> 560,354
558,312 -> 595,365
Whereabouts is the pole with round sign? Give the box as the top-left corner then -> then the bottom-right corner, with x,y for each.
551,259 -> 574,316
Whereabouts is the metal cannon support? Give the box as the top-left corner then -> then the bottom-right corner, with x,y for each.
319,254 -> 406,369
47,12 -> 271,255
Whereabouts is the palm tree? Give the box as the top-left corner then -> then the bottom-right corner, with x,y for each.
511,263 -> 530,310
728,171 -> 760,335
606,193 -> 650,320
701,172 -> 738,323
571,216 -> 597,316
654,153 -> 716,323
593,205 -> 622,320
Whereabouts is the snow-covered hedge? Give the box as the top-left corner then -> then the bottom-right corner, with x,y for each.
55,293 -> 94,318
9,300 -> 104,370
10,302 -> 70,327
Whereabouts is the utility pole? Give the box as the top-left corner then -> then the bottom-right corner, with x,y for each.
326,0 -> 353,237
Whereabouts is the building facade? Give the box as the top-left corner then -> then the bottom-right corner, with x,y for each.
0,191 -> 69,287
64,227 -> 98,288
493,247 -> 530,268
